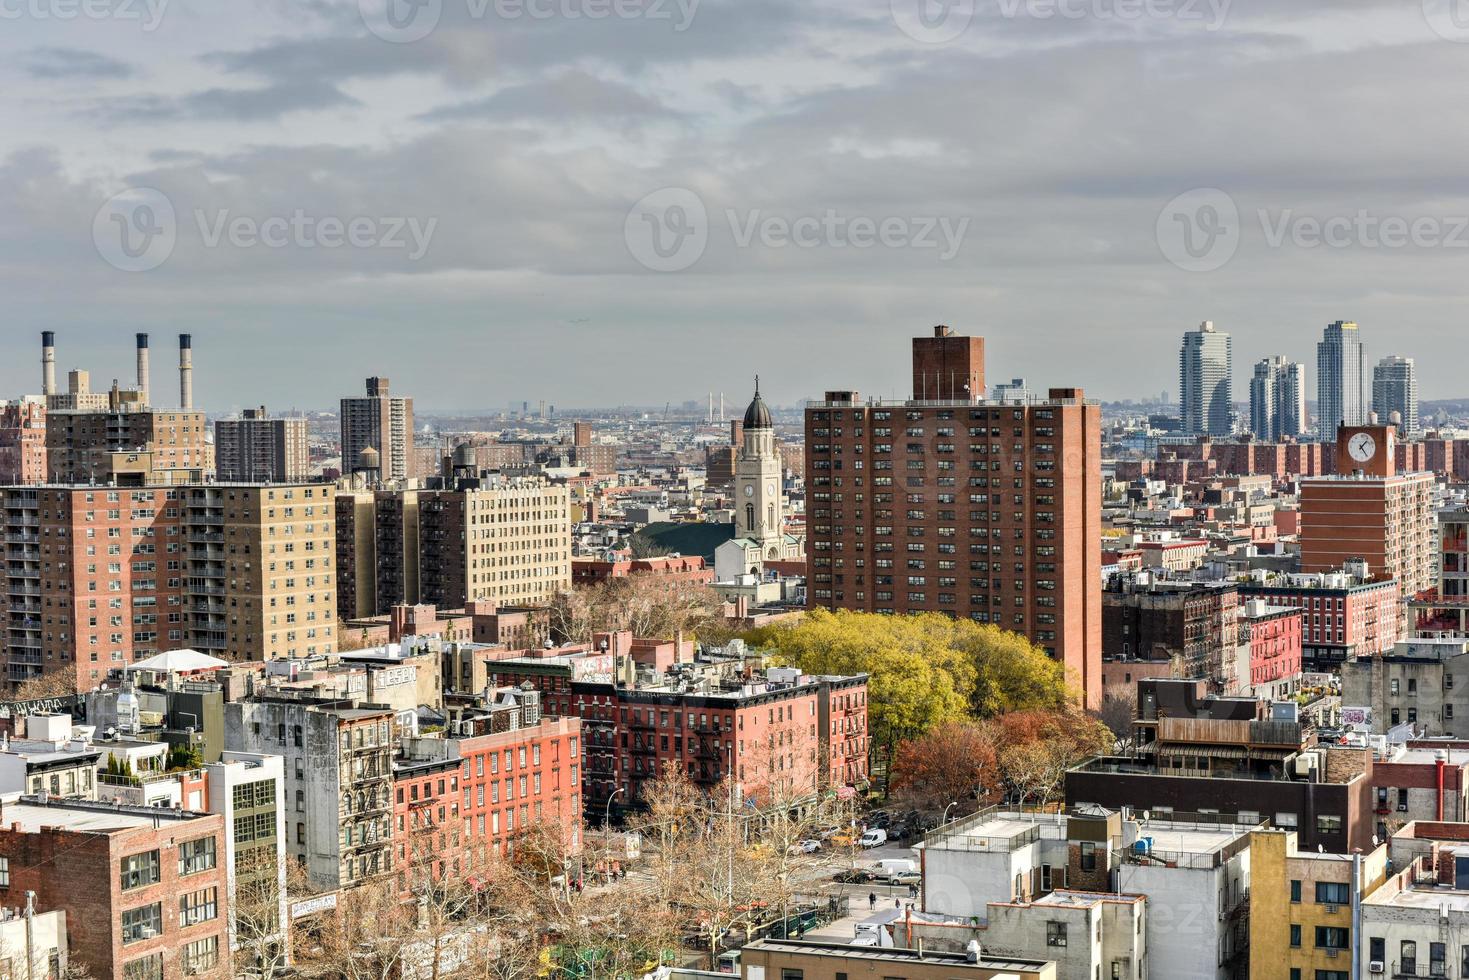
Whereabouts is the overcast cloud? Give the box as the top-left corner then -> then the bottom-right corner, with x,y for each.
3,0 -> 1468,412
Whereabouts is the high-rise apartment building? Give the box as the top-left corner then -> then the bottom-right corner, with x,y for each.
215,407 -> 311,482
1249,355 -> 1306,441
46,405 -> 212,484
0,482 -> 336,692
336,477 -> 572,620
1179,320 -> 1233,437
341,377 -> 414,481
805,326 -> 1101,707
1373,354 -> 1419,437
0,398 -> 47,484
1300,425 -> 1434,613
1317,319 -> 1366,438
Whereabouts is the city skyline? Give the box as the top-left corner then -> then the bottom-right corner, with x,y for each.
6,3 -> 1469,407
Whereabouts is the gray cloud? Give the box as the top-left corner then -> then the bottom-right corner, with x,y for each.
22,47 -> 135,79
3,0 -> 1469,410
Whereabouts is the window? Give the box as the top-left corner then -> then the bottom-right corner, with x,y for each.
121,903 -> 163,944
1079,841 -> 1096,871
1290,879 -> 1302,902
1401,941 -> 1417,974
1316,815 -> 1343,835
120,850 -> 161,890
122,954 -> 163,980
182,937 -> 219,976
780,971 -> 804,980
1315,881 -> 1349,905
1432,942 -> 1446,976
1315,927 -> 1348,950
1369,938 -> 1384,963
178,837 -> 216,876
179,887 -> 218,926
1047,921 -> 1067,947
1313,973 -> 1348,980
1289,924 -> 1301,946
0,856 -> 8,888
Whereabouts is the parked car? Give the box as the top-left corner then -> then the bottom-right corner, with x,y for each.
889,870 -> 922,887
799,839 -> 821,853
835,868 -> 879,884
859,828 -> 888,848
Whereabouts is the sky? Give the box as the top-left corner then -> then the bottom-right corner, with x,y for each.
4,0 -> 1469,413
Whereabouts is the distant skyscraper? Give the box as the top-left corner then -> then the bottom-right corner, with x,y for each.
1373,355 -> 1419,437
340,377 -> 415,480
1249,356 -> 1307,441
216,407 -> 311,482
1179,320 -> 1232,437
1317,320 -> 1365,438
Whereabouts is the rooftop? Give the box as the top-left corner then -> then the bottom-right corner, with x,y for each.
0,795 -> 212,833
743,938 -> 1051,972
1365,885 -> 1469,913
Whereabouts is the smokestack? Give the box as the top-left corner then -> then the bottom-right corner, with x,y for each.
135,333 -> 150,406
40,332 -> 55,398
178,334 -> 193,410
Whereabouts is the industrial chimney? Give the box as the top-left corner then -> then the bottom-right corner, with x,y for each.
178,334 -> 193,410
40,332 -> 55,398
135,333 -> 150,406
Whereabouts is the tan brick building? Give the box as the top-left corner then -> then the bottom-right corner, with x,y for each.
0,483 -> 335,693
45,406 -> 212,485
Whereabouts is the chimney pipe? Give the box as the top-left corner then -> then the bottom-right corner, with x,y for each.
135,333 -> 150,406
40,332 -> 55,398
178,334 -> 193,410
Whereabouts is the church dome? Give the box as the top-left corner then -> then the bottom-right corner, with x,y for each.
742,381 -> 772,430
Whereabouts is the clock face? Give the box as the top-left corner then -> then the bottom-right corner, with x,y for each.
743,484 -> 754,497
1347,432 -> 1377,463
766,483 -> 776,496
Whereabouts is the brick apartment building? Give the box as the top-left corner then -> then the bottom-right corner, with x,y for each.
337,479 -> 572,620
1300,424 -> 1435,614
0,796 -> 230,980
213,408 -> 310,483
340,377 -> 414,481
0,399 -> 46,485
1102,577 -> 1239,690
1241,599 -> 1303,701
805,326 -> 1101,707
394,690 -> 582,896
0,482 -> 337,692
45,405 -> 212,485
1240,567 -> 1400,671
486,641 -> 867,818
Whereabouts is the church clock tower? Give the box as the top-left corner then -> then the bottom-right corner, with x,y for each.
735,379 -> 783,555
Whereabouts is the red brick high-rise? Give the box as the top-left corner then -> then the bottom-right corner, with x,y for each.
805,326 -> 1101,708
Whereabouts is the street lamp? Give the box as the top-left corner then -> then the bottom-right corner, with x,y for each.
942,801 -> 959,826
602,787 -> 625,884
603,786 -> 625,831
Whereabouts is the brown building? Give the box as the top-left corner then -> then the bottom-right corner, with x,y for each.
45,405 -> 212,485
340,377 -> 414,480
1300,424 -> 1435,610
1102,577 -> 1239,690
214,407 -> 310,482
0,796 -> 229,980
571,554 -> 713,586
805,326 -> 1102,707
1,482 -> 336,693
0,399 -> 47,485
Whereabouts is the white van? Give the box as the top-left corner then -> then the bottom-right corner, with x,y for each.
859,828 -> 888,848
876,858 -> 916,877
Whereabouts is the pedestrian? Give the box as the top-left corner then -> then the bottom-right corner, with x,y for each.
894,898 -> 901,909
908,883 -> 918,899
868,892 -> 876,910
